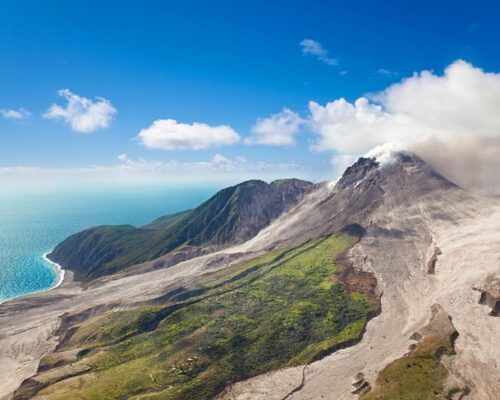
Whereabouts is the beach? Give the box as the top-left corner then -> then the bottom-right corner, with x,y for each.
42,252 -> 66,291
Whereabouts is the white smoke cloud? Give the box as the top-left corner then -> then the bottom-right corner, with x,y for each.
308,60 -> 500,193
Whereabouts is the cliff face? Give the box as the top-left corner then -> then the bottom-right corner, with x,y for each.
48,178 -> 313,281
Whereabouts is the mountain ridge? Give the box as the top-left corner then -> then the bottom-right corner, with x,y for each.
48,178 -> 313,281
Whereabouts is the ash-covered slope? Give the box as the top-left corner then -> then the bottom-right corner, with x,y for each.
237,151 -> 458,254
47,178 -> 312,281
219,152 -> 500,400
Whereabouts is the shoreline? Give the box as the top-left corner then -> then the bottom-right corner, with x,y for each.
42,251 -> 66,290
0,252 -> 66,306
0,251 -> 66,305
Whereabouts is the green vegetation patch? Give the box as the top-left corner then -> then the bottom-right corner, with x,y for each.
363,335 -> 455,400
39,234 -> 377,400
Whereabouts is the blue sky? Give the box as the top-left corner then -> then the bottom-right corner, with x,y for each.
1,0 -> 499,189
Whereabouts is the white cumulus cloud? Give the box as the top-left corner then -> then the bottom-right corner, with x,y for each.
300,39 -> 338,66
0,108 -> 31,120
138,119 -> 240,150
246,108 -> 303,146
44,89 -> 117,133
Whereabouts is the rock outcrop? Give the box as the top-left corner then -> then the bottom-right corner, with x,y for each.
475,277 -> 500,317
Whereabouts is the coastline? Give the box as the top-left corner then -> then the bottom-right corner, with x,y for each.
0,252 -> 66,306
43,251 -> 66,290
0,253 -> 69,399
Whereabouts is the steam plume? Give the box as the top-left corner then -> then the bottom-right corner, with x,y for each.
309,60 -> 500,193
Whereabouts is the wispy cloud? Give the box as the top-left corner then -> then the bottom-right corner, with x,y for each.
377,68 -> 399,78
0,154 -> 302,190
116,153 -> 299,173
44,89 -> 117,133
138,119 -> 240,150
246,108 -> 304,146
0,108 -> 31,120
300,39 -> 338,66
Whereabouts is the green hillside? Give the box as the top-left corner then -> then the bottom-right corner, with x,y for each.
48,179 -> 312,281
24,233 -> 379,400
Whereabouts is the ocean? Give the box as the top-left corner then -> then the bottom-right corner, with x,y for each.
0,186 -> 216,303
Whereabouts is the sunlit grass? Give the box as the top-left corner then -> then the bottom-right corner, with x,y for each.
38,234 -> 377,400
363,335 -> 454,400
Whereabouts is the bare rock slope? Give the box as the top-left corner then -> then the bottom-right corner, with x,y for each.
219,153 -> 500,399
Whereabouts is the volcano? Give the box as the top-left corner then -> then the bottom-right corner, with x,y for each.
1,151 -> 499,400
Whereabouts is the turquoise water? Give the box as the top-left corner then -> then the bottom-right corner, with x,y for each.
0,187 -> 215,303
